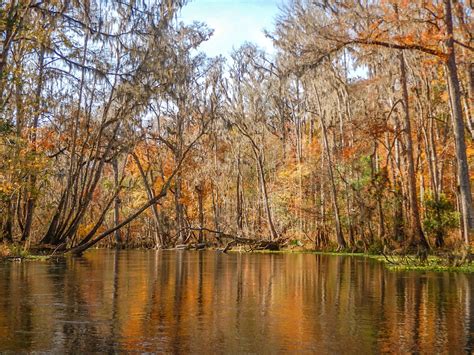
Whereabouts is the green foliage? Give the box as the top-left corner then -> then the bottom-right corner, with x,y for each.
289,239 -> 303,247
0,243 -> 30,258
367,239 -> 383,255
0,119 -> 14,135
350,155 -> 389,196
0,132 -> 48,202
423,193 -> 459,243
350,155 -> 372,191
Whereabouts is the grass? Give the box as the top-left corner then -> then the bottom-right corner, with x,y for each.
367,254 -> 474,273
0,243 -> 55,262
243,247 -> 474,273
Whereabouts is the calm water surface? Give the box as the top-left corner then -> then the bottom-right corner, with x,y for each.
0,250 -> 473,353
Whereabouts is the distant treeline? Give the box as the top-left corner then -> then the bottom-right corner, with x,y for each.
0,1 -> 473,255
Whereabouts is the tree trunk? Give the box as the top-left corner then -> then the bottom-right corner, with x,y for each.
319,111 -> 346,250
444,0 -> 474,245
398,49 -> 429,250
21,43 -> 45,242
197,184 -> 204,243
236,154 -> 243,234
132,153 -> 164,248
175,173 -> 185,244
112,158 -> 122,248
1,200 -> 13,242
313,84 -> 346,250
255,151 -> 279,241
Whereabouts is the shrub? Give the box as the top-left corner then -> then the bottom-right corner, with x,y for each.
423,193 -> 459,248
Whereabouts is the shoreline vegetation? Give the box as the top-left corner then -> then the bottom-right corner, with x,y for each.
1,1 -> 474,269
1,242 -> 473,273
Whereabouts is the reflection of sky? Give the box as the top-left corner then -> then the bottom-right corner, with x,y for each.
179,0 -> 284,58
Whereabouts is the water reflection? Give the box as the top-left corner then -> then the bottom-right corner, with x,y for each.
0,251 -> 472,353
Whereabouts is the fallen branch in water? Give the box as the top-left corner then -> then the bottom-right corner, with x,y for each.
171,226 -> 285,252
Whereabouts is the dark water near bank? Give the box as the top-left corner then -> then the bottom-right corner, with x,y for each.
0,251 -> 473,353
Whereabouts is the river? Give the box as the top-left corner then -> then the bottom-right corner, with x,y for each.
0,250 -> 472,353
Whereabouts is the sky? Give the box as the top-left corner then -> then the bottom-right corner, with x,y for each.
179,0 -> 284,58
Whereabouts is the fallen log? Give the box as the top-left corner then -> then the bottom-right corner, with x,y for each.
173,226 -> 284,252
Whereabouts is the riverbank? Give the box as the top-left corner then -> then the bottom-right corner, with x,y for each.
1,242 -> 473,273
0,243 -> 57,262
237,249 -> 474,273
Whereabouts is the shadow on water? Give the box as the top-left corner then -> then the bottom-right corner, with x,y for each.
0,250 -> 472,353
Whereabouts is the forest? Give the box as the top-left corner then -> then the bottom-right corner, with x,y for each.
0,0 -> 473,263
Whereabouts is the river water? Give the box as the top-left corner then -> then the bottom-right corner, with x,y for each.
0,250 -> 472,353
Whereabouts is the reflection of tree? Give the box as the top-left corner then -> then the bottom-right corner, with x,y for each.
51,258 -> 110,352
0,263 -> 34,351
170,251 -> 188,353
0,252 -> 473,353
107,250 -> 120,350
